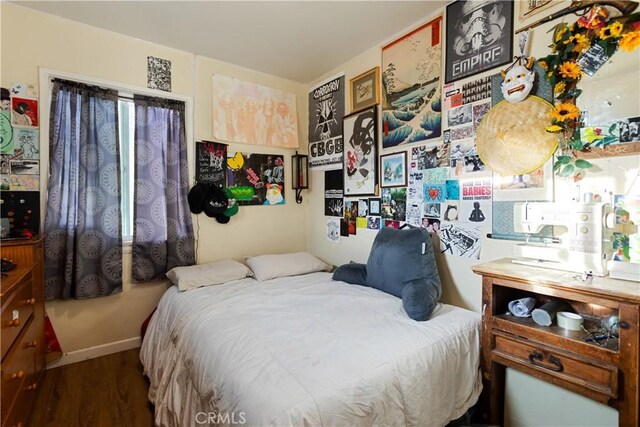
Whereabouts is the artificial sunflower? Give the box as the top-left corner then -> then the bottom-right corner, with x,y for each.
558,61 -> 582,79
551,103 -> 581,122
546,124 -> 563,133
538,60 -> 547,70
620,29 -> 640,52
599,21 -> 624,39
554,81 -> 566,95
566,33 -> 590,53
554,25 -> 569,42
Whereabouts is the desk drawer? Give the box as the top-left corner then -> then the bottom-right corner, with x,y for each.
493,332 -> 618,399
1,272 -> 34,359
1,317 -> 36,423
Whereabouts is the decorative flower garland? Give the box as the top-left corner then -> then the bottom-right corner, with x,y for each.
538,6 -> 640,178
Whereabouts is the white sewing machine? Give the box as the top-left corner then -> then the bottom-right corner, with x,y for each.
512,202 -> 612,276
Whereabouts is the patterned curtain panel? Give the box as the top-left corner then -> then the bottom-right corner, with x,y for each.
132,95 -> 194,282
44,80 -> 122,300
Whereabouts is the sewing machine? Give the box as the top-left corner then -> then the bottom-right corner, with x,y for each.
512,202 -> 612,276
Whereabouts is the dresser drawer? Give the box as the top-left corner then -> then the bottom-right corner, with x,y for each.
1,317 -> 36,422
493,331 -> 618,399
1,271 -> 34,360
3,377 -> 39,427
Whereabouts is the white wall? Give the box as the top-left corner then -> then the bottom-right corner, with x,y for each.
0,2 -> 308,356
306,1 -> 639,426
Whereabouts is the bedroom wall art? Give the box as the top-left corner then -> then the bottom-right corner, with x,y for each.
343,106 -> 378,196
380,152 -> 407,187
324,169 -> 344,217
308,73 -> 345,170
381,17 -> 442,148
1,86 -> 41,193
147,56 -> 172,92
227,151 -> 285,205
445,0 -> 513,83
195,141 -> 227,187
349,67 -> 380,112
213,75 -> 299,148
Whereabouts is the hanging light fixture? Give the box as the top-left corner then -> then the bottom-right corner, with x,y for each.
291,151 -> 309,204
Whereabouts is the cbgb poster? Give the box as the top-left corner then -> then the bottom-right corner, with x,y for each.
445,0 -> 513,83
308,73 -> 345,170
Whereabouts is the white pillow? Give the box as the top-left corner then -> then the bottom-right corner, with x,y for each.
245,252 -> 331,282
166,259 -> 252,291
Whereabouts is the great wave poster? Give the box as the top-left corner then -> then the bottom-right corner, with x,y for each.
381,17 -> 442,148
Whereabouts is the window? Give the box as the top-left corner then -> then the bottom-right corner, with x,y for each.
118,98 -> 135,241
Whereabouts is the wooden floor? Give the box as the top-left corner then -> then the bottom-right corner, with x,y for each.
29,349 -> 154,427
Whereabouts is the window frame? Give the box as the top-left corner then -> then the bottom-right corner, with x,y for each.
38,68 -> 194,246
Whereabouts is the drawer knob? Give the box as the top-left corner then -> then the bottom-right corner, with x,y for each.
26,382 -> 38,391
528,351 -> 564,372
7,319 -> 20,327
10,370 -> 25,380
23,298 -> 36,305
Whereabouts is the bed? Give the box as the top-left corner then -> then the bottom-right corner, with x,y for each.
140,271 -> 482,426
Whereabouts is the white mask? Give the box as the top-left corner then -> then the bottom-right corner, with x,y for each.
501,64 -> 535,103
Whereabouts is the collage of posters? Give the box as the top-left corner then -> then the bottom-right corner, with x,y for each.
1,85 -> 40,192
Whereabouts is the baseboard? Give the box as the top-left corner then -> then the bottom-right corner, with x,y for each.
46,337 -> 141,369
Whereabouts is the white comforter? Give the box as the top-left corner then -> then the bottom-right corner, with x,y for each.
140,272 -> 482,427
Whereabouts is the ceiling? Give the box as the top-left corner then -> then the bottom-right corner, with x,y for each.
15,1 -> 446,84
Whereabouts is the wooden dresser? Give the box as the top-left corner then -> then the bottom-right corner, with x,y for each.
1,237 -> 45,427
472,258 -> 639,427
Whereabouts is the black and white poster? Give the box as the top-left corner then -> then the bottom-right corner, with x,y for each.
445,0 -> 513,83
196,141 -> 227,187
147,56 -> 172,92
324,169 -> 344,217
308,73 -> 345,170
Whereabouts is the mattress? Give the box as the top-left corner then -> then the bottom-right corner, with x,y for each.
140,272 -> 482,426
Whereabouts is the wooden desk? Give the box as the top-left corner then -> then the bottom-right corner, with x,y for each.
472,258 -> 639,427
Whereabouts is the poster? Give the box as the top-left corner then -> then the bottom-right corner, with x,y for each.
493,160 -> 553,201
381,17 -> 442,148
0,111 -> 13,154
460,179 -> 492,225
473,102 -> 491,130
227,152 -> 285,205
147,56 -> 172,92
345,200 -> 358,235
343,106 -> 377,196
439,222 -> 481,258
410,143 -> 449,170
11,97 -> 38,127
13,128 -> 39,159
326,218 -> 340,243
447,104 -> 472,127
196,141 -> 227,187
462,77 -> 492,105
324,169 -> 344,217
443,82 -> 462,110
381,187 -> 407,222
308,73 -> 345,170
445,1 -> 513,83
213,75 -> 299,148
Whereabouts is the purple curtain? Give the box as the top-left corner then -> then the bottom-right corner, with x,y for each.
44,80 -> 122,299
132,95 -> 194,282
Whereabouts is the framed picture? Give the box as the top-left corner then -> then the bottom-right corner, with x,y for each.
380,152 -> 407,188
350,67 -> 380,112
445,1 -> 513,83
519,0 -> 554,21
369,198 -> 381,215
382,17 -> 442,148
343,106 -> 378,196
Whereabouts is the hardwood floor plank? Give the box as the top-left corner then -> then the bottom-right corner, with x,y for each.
29,348 -> 154,427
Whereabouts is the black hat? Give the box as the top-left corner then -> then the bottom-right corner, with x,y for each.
204,186 -> 228,218
187,182 -> 209,214
215,213 -> 230,224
